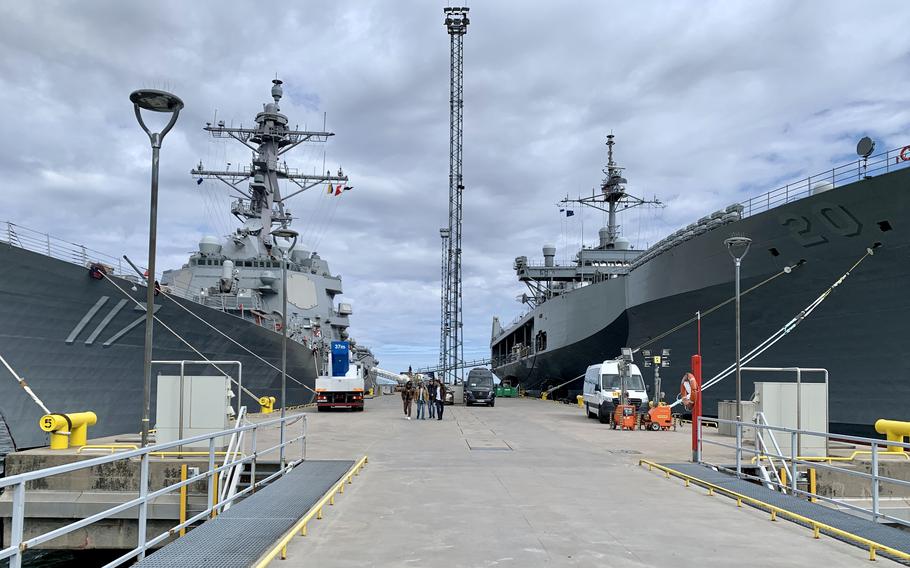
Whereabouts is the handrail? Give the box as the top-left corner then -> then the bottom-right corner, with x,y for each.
0,412 -> 308,568
696,415 -> 910,530
737,144 -> 910,218
1,221 -> 149,279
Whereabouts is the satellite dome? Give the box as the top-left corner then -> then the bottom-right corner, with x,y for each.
199,236 -> 222,255
811,181 -> 834,195
291,246 -> 311,264
614,237 -> 631,250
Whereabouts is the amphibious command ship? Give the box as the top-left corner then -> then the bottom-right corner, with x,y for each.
0,80 -> 375,450
492,135 -> 910,434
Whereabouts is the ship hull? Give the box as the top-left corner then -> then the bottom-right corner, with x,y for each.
0,244 -> 318,450
494,167 -> 910,434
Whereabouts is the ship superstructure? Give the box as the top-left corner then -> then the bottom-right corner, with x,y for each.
492,135 -> 910,433
0,80 -> 374,450
164,79 -> 358,369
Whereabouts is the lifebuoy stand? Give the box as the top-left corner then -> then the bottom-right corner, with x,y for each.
691,354 -> 702,462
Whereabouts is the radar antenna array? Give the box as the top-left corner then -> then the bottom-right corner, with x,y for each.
560,134 -> 663,248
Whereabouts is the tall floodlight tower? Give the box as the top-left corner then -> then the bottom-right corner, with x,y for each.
443,6 -> 469,384
438,228 -> 451,372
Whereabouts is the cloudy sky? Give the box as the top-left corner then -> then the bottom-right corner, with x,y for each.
2,1 -> 909,373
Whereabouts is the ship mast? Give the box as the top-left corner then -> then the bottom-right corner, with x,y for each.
192,79 -> 349,248
561,134 -> 662,249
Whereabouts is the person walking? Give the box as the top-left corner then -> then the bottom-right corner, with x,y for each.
427,379 -> 437,419
402,380 -> 415,420
415,381 -> 429,420
433,380 -> 447,420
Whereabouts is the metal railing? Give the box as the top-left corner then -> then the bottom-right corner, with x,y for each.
2,221 -> 132,277
697,415 -> 910,529
0,412 -> 307,568
738,145 -> 910,218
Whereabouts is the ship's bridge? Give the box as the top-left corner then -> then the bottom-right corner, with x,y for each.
515,245 -> 642,283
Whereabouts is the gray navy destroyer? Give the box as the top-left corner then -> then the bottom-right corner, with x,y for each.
492,135 -> 910,434
0,79 -> 375,450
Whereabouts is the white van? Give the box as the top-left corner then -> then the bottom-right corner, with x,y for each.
582,359 -> 649,423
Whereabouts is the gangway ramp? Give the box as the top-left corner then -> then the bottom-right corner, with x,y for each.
642,461 -> 910,563
136,458 -> 364,568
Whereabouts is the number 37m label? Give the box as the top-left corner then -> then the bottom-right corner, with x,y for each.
780,203 -> 862,247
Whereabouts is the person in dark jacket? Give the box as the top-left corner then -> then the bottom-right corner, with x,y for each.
431,380 -> 447,420
402,380 -> 415,420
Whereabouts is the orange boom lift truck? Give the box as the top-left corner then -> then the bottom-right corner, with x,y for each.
611,348 -> 638,430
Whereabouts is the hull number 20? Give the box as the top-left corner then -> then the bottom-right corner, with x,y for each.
780,203 -> 862,247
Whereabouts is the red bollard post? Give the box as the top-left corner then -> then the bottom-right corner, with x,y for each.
691,354 -> 702,463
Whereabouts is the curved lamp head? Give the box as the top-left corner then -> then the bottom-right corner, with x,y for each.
724,236 -> 752,261
130,89 -> 184,113
271,228 -> 299,253
130,89 -> 183,145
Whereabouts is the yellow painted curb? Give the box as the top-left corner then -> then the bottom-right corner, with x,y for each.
638,459 -> 910,563
253,456 -> 368,567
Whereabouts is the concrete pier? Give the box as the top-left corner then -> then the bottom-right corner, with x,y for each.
279,395 -> 898,567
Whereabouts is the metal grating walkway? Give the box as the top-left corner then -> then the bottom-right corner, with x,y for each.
662,462 -> 910,562
136,460 -> 354,568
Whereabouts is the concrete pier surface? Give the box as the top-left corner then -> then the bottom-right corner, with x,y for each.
279,396 -> 898,567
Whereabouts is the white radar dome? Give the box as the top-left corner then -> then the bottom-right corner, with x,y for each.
811,181 -> 834,195
199,236 -> 222,255
291,246 -> 311,264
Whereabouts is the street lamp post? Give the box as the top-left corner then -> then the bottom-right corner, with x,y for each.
271,228 -> 298,467
724,236 -> 752,424
130,89 -> 184,448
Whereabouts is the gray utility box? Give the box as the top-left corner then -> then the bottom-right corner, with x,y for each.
449,383 -> 464,405
155,375 -> 232,450
717,400 -> 755,438
754,381 -> 827,458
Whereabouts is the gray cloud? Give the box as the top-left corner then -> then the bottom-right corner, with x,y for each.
2,1 -> 909,373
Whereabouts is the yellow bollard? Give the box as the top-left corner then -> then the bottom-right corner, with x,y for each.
541,392 -> 548,401
301,523 -> 307,537
317,508 -> 323,520
259,396 -> 276,414
281,545 -> 287,560
330,494 -> 335,506
577,395 -> 584,408
770,510 -> 776,522
813,525 -> 820,539
874,419 -> 910,453
39,412 -> 97,450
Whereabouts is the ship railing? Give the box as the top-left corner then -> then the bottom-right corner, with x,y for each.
696,415 -> 910,530
0,411 -> 308,568
739,144 -> 910,218
2,221 -> 131,277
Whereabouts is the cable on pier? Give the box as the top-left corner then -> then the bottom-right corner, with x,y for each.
0,352 -> 51,415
